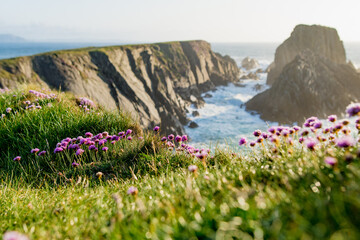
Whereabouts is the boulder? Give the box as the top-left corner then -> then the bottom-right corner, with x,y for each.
193,98 -> 205,109
252,84 -> 264,92
267,24 -> 346,85
192,111 -> 200,117
189,95 -> 197,103
188,121 -> 199,128
234,82 -> 246,87
240,72 -> 259,80
241,57 -> 259,70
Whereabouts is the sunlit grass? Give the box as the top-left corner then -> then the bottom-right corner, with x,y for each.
1,87 -> 360,239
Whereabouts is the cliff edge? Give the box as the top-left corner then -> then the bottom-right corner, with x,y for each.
0,40 -> 239,134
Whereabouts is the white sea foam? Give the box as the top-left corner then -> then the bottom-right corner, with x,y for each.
185,77 -> 273,148
233,93 -> 253,102
188,104 -> 230,119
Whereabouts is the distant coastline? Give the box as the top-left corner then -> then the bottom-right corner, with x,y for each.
0,34 -> 27,43
1,42 -> 360,68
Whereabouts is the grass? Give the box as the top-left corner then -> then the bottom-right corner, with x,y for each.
1,87 -> 360,239
0,86 -> 144,182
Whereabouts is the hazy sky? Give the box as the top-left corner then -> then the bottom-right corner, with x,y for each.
1,0 -> 360,42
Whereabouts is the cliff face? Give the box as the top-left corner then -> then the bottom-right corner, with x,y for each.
0,40 -> 239,134
267,24 -> 346,85
246,50 -> 360,123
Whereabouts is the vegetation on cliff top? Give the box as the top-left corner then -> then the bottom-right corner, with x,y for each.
1,87 -> 360,239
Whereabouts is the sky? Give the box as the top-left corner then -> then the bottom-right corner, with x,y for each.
1,0 -> 360,43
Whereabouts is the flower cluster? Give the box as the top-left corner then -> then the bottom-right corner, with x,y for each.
0,87 -> 10,94
238,102 -> 360,167
79,97 -> 96,108
13,128 -> 136,167
157,128 -> 210,165
127,186 -> 138,196
346,103 -> 360,117
23,100 -> 43,111
50,129 -> 134,166
78,97 -> 96,112
29,90 -> 57,99
1,90 -> 58,119
3,231 -> 29,240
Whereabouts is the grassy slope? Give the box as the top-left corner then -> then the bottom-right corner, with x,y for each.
1,87 -> 360,239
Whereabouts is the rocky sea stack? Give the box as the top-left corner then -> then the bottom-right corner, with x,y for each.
0,40 -> 239,134
241,57 -> 259,70
246,24 -> 360,123
267,24 -> 347,85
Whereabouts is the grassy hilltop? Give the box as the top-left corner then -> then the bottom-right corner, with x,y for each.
1,87 -> 360,239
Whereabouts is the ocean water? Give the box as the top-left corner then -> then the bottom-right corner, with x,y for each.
1,41 -> 360,148
185,43 -> 279,148
185,77 -> 271,149
185,42 -> 360,148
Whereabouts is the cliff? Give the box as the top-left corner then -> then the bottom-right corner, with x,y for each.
0,40 -> 239,134
246,50 -> 360,123
267,24 -> 346,85
246,24 -> 360,124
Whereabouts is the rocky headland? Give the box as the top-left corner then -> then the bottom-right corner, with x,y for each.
0,40 -> 239,134
246,24 -> 360,124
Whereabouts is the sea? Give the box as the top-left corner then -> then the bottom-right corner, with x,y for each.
1,42 -> 360,149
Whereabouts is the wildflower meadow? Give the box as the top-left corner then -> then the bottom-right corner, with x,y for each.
1,87 -> 360,239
